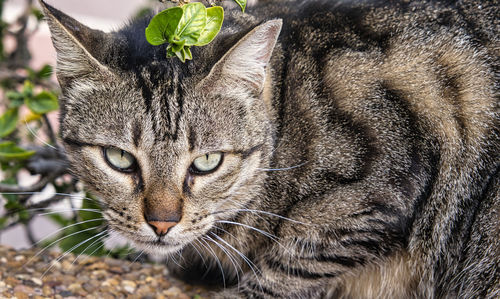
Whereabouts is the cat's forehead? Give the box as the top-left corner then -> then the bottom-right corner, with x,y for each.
61,69 -> 244,151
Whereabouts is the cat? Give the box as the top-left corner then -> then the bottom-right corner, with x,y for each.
40,0 -> 499,298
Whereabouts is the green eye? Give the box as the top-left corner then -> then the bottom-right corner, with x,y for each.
104,147 -> 137,172
191,152 -> 223,174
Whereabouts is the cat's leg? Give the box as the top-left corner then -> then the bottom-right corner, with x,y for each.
166,244 -> 238,287
215,189 -> 411,298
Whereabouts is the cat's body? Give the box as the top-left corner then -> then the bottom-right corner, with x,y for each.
41,0 -> 499,298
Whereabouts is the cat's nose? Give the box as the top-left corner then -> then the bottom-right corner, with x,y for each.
147,220 -> 177,236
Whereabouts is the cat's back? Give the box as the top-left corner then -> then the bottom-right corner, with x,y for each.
251,1 -> 499,296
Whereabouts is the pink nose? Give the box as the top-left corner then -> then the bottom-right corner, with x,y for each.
147,221 -> 177,236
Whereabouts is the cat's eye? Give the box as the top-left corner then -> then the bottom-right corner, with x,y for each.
103,147 -> 137,172
191,152 -> 223,174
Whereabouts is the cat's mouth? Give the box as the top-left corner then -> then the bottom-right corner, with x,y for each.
130,236 -> 185,254
118,221 -> 211,255
142,238 -> 181,247
103,207 -> 218,255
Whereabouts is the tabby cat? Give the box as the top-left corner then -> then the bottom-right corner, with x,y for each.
40,0 -> 499,297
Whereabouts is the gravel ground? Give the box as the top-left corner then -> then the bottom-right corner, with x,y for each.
0,245 -> 213,299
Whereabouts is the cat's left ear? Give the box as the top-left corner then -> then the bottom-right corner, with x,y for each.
198,19 -> 282,94
39,0 -> 114,86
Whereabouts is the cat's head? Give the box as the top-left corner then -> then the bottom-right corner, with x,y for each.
40,0 -> 281,254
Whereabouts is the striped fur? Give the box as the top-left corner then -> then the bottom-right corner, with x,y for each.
41,0 -> 499,298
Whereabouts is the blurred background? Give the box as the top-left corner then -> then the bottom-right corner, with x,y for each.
0,0 -> 154,250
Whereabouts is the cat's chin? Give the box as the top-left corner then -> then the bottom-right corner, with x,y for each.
130,239 -> 185,256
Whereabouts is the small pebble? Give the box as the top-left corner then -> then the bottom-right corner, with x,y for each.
164,286 -> 183,296
42,285 -> 53,296
122,280 -> 137,293
30,277 -> 43,287
5,276 -> 20,286
14,291 -> 30,299
14,255 -> 26,262
82,281 -> 99,293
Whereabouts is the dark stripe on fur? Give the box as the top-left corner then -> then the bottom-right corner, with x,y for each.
235,144 -> 264,159
304,254 -> 365,267
132,121 -> 142,148
245,280 -> 283,298
266,258 -> 339,279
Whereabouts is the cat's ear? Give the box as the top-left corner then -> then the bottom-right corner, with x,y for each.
199,19 -> 282,94
39,0 -> 113,85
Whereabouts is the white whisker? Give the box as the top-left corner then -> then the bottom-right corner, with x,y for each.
211,231 -> 263,293
37,209 -> 101,216
190,240 -> 208,267
216,220 -> 295,257
41,230 -> 108,278
206,233 -> 242,286
199,237 -> 227,289
30,218 -> 105,249
24,225 -> 105,268
129,249 -> 146,266
71,231 -> 110,266
217,220 -> 278,240
219,208 -> 309,225
24,119 -> 57,150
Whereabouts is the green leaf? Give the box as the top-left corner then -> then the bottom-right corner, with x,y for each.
234,0 -> 247,12
174,46 -> 193,63
59,226 -> 106,255
0,108 -> 18,138
22,81 -> 34,98
48,213 -> 72,227
6,91 -> 24,108
25,67 -> 37,80
37,64 -> 53,79
108,244 -> 134,259
176,2 -> 207,46
31,8 -> 45,21
79,197 -> 104,229
175,48 -> 186,62
135,7 -> 153,20
25,91 -> 59,114
184,46 -> 193,60
145,6 -> 184,46
171,39 -> 186,52
1,178 -> 18,202
195,6 -> 224,46
0,141 -> 35,162
18,209 -> 30,222
0,217 -> 7,229
166,44 -> 176,58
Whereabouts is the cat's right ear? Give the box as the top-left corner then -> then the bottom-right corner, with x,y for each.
39,0 -> 113,86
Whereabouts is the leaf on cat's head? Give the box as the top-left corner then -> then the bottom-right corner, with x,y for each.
146,3 -> 224,62
145,6 -> 184,46
234,0 -> 247,13
195,6 -> 224,47
176,2 -> 207,46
